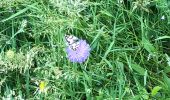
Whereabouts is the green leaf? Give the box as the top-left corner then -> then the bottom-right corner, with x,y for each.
142,37 -> 156,54
131,63 -> 146,75
99,10 -> 113,17
155,36 -> 170,40
163,73 -> 170,90
151,86 -> 162,96
164,66 -> 170,73
1,3 -> 37,22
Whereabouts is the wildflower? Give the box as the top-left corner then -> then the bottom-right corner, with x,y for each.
21,19 -> 27,28
66,39 -> 90,63
6,50 -> 15,59
166,54 -> 170,66
118,0 -> 123,4
39,81 -> 47,93
18,19 -> 27,33
161,15 -> 165,20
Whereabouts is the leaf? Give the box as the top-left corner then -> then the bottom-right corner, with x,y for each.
163,73 -> 170,90
1,3 -> 37,22
155,36 -> 170,40
142,37 -> 156,54
131,63 -> 146,75
99,10 -> 113,17
151,86 -> 162,96
164,54 -> 170,73
163,66 -> 170,73
90,26 -> 104,50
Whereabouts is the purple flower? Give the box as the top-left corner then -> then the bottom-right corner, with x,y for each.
66,40 -> 90,63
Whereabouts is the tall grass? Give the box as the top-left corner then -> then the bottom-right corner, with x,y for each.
0,0 -> 170,99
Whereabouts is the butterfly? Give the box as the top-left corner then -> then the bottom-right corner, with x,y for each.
65,34 -> 80,50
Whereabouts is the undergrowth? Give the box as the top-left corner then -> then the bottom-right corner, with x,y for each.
0,0 -> 170,99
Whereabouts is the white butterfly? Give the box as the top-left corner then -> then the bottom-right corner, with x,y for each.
65,34 -> 80,50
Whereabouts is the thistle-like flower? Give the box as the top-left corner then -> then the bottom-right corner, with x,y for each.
65,38 -> 90,63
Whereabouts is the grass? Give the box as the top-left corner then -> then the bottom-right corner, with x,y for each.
0,0 -> 170,99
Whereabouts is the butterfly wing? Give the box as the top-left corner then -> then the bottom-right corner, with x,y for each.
65,35 -> 80,50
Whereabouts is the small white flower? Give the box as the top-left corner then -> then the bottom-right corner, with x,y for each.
118,0 -> 123,3
147,54 -> 151,61
166,54 -> 170,66
34,81 -> 49,95
21,19 -> 27,28
161,15 -> 165,20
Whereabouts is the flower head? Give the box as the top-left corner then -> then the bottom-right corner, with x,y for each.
66,39 -> 90,63
6,50 -> 15,59
39,81 -> 47,93
161,15 -> 165,20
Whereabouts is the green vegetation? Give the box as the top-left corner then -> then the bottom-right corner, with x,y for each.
0,0 -> 170,99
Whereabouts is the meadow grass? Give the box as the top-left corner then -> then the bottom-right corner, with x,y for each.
0,0 -> 170,99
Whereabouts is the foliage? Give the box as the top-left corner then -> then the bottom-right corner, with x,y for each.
0,0 -> 170,99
